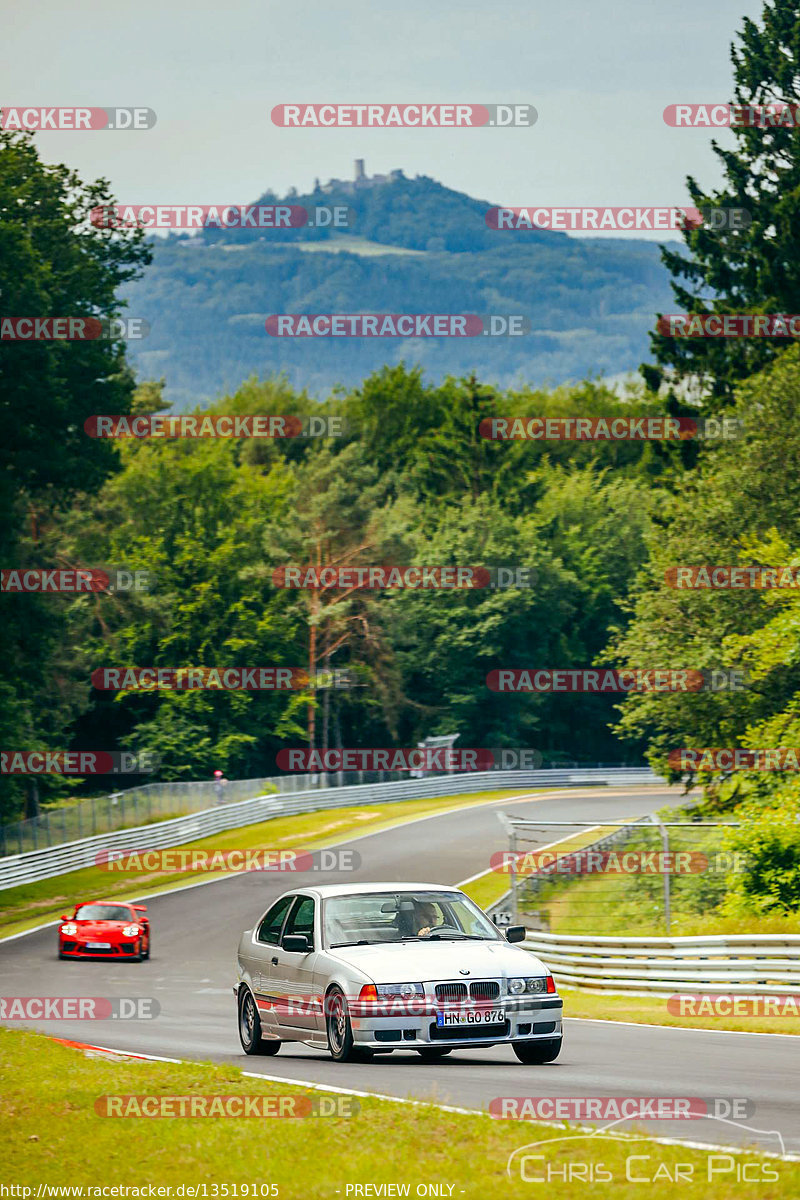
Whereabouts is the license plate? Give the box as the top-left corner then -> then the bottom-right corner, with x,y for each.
86,941 -> 111,949
436,1008 -> 504,1027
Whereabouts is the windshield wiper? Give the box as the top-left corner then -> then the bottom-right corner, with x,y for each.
425,934 -> 489,941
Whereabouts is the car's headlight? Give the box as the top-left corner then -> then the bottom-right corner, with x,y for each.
122,924 -> 140,937
508,976 -> 550,994
61,923 -> 77,936
375,982 -> 424,998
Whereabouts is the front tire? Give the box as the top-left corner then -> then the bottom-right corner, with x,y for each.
326,987 -> 358,1062
141,936 -> 150,961
513,1037 -> 562,1064
238,988 -> 281,1056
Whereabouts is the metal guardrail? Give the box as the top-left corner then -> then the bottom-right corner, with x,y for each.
0,767 -> 660,890
524,931 -> 800,995
0,774 -> 327,856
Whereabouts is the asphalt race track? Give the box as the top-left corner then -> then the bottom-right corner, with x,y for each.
2,786 -> 798,1155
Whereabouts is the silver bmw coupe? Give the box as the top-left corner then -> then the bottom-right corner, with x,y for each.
235,882 -> 562,1063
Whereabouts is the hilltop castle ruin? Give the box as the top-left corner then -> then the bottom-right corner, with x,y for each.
314,160 -> 405,195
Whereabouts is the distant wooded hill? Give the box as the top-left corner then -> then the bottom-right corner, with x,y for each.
123,171 -> 679,407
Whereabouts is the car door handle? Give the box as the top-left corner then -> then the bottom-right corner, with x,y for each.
271,957 -> 279,965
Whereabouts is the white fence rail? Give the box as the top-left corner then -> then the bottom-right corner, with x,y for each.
0,767 -> 659,891
524,931 -> 800,995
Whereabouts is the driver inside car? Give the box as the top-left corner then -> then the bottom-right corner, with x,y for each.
415,900 -> 444,937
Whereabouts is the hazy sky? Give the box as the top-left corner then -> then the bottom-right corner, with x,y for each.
3,0 -> 763,239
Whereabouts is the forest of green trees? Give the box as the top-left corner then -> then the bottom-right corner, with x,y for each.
3,0 -> 800,922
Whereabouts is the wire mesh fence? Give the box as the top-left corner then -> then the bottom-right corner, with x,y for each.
1,762 -> 655,859
500,816 -> 740,936
0,776 -> 315,856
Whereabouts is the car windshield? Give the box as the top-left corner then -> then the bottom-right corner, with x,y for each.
74,904 -> 133,922
324,891 -> 501,947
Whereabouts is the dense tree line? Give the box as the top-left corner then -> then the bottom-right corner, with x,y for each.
2,0 -> 800,924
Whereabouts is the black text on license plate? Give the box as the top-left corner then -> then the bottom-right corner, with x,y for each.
436,1008 -> 504,1026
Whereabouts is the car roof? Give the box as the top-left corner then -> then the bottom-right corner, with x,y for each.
288,882 -> 465,900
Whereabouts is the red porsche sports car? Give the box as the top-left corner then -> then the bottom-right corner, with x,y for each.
58,901 -> 150,961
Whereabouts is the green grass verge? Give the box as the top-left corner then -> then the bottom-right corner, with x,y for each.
461,826 -> 618,912
538,871 -> 800,937
0,789 -> 529,940
2,1028 -> 795,1195
461,870 -> 510,910
561,987 -> 800,1035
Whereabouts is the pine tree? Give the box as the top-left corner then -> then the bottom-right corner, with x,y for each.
644,0 -> 800,407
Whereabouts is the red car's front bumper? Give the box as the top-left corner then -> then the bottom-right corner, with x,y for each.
59,939 -> 142,958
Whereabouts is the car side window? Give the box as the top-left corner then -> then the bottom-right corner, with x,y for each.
256,895 -> 294,945
283,895 -> 315,949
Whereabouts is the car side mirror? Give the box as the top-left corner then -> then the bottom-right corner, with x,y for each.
505,925 -> 526,943
282,933 -> 311,953
60,914 -> 69,921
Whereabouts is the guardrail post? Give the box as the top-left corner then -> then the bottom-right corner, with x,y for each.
650,813 -> 671,935
510,828 -> 519,924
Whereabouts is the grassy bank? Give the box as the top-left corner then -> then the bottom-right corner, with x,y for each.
562,987 -> 800,1035
1,1028 -> 795,1196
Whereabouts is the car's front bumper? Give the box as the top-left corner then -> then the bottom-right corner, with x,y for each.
348,996 -> 563,1048
59,940 -> 140,958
